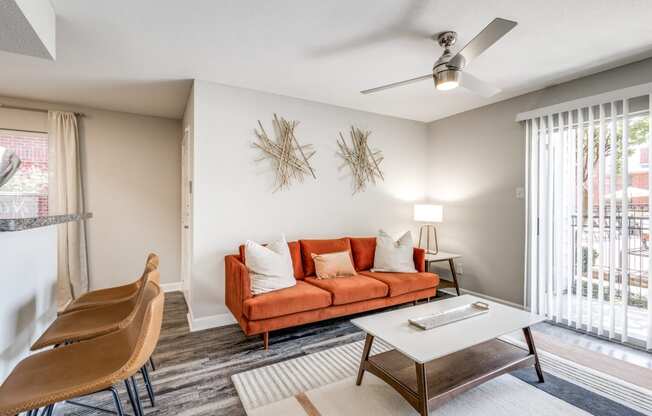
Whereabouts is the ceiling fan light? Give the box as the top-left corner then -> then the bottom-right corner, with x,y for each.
434,69 -> 460,91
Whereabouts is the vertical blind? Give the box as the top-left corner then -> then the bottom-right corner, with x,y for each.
520,84 -> 652,350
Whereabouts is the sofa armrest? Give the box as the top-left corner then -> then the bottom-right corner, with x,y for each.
225,255 -> 252,319
413,247 -> 426,273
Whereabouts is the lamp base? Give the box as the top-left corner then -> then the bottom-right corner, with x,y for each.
417,224 -> 439,255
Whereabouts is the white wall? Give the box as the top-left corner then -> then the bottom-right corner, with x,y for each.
0,226 -> 57,380
190,80 -> 428,319
0,96 -> 182,288
426,57 -> 652,305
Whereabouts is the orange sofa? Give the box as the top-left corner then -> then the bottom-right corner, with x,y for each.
225,237 -> 440,349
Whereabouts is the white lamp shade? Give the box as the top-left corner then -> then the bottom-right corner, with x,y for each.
414,204 -> 443,223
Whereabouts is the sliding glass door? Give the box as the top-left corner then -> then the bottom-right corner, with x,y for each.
524,91 -> 651,350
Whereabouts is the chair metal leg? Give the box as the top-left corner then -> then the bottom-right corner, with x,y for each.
109,386 -> 125,416
141,366 -> 155,407
66,399 -> 120,414
149,356 -> 156,371
130,377 -> 145,416
124,379 -> 140,416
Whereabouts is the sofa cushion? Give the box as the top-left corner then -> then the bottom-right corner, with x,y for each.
243,281 -> 331,320
349,237 -> 376,271
240,240 -> 304,279
359,271 -> 439,297
305,275 -> 388,305
300,238 -> 352,277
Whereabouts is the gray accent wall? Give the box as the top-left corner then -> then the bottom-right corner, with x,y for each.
426,57 -> 652,305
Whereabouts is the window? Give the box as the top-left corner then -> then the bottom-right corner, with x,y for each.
522,89 -> 652,349
0,130 -> 49,218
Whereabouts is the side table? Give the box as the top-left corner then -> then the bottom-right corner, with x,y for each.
424,251 -> 461,296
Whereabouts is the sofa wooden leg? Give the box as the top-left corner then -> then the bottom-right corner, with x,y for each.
262,332 -> 269,350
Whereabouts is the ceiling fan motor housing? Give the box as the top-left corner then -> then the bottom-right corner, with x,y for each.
432,31 -> 464,90
433,30 -> 465,75
433,68 -> 460,90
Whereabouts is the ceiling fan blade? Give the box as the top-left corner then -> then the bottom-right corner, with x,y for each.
452,18 -> 517,67
460,72 -> 501,97
360,74 -> 431,94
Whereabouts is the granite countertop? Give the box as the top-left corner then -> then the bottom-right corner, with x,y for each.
0,212 -> 92,232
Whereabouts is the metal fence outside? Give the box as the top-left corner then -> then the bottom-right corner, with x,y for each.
570,204 -> 649,309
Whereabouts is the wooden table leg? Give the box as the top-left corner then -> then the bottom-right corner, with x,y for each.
415,362 -> 429,416
523,327 -> 544,383
448,258 -> 460,296
356,334 -> 374,385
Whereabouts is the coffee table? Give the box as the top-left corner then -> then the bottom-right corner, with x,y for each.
351,295 -> 546,416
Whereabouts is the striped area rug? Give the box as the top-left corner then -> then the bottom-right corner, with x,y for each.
233,337 -> 652,416
233,339 -> 393,409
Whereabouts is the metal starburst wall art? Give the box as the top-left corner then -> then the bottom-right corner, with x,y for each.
253,114 -> 316,192
337,126 -> 384,194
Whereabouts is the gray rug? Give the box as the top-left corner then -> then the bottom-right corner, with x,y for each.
233,338 -> 650,416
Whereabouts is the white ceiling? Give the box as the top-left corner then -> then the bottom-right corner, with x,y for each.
1,0 -> 652,121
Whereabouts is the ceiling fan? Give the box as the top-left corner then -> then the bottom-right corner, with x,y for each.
360,18 -> 517,97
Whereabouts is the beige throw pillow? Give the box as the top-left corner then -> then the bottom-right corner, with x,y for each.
245,235 -> 296,295
372,230 -> 417,273
311,251 -> 357,279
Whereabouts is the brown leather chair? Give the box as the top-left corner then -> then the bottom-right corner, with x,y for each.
0,283 -> 165,416
30,269 -> 160,351
61,253 -> 159,314
30,270 -> 161,408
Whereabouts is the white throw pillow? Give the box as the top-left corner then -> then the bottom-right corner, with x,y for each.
371,230 -> 417,273
245,235 -> 296,295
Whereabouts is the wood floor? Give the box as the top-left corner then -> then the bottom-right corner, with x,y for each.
55,291 -> 652,416
57,291 -> 421,415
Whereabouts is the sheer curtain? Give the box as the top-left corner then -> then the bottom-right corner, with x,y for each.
48,111 -> 88,307
520,84 -> 652,350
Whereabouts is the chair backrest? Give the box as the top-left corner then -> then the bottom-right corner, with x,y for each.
118,283 -> 165,377
118,268 -> 160,330
139,253 -> 160,286
145,253 -> 160,271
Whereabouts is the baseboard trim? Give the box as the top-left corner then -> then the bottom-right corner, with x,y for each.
160,282 -> 184,293
187,309 -> 237,332
440,287 -> 525,310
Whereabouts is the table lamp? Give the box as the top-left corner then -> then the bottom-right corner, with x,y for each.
414,204 -> 443,254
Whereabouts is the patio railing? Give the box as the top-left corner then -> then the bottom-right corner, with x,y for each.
571,204 -> 649,309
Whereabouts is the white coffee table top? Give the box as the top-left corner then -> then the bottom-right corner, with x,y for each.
351,295 -> 545,364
